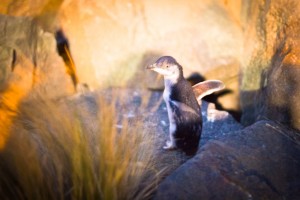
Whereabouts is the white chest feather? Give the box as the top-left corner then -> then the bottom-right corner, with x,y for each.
163,85 -> 171,102
163,78 -> 177,102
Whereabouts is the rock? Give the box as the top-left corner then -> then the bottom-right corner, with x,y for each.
0,46 -> 13,87
154,120 -> 300,199
239,0 -> 300,130
200,101 -> 243,145
0,15 -> 74,98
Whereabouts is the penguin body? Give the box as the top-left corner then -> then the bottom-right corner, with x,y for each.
163,72 -> 202,152
147,56 -> 224,154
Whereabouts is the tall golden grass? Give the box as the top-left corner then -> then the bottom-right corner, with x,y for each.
0,90 -> 163,200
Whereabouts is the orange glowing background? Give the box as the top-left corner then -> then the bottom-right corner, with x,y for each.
0,54 -> 34,149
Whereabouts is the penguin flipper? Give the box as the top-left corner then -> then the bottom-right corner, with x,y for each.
192,80 -> 225,104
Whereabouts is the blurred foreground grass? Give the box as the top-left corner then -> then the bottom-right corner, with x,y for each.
0,90 -> 163,200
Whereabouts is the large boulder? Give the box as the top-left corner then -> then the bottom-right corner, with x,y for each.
154,120 -> 300,199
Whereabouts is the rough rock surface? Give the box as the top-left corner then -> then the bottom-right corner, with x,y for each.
153,120 -> 300,200
240,0 -> 300,131
0,14 -> 74,98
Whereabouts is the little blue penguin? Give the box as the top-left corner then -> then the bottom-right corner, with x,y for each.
146,56 -> 224,155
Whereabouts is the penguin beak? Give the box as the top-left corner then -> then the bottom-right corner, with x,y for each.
146,63 -> 172,76
146,63 -> 157,70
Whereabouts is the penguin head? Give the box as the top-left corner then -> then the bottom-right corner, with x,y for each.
146,56 -> 183,79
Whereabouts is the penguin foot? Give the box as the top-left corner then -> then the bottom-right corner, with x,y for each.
163,141 -> 176,150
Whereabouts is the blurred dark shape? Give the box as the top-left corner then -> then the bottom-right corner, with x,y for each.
186,73 -> 205,85
55,29 -> 78,90
11,49 -> 16,72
